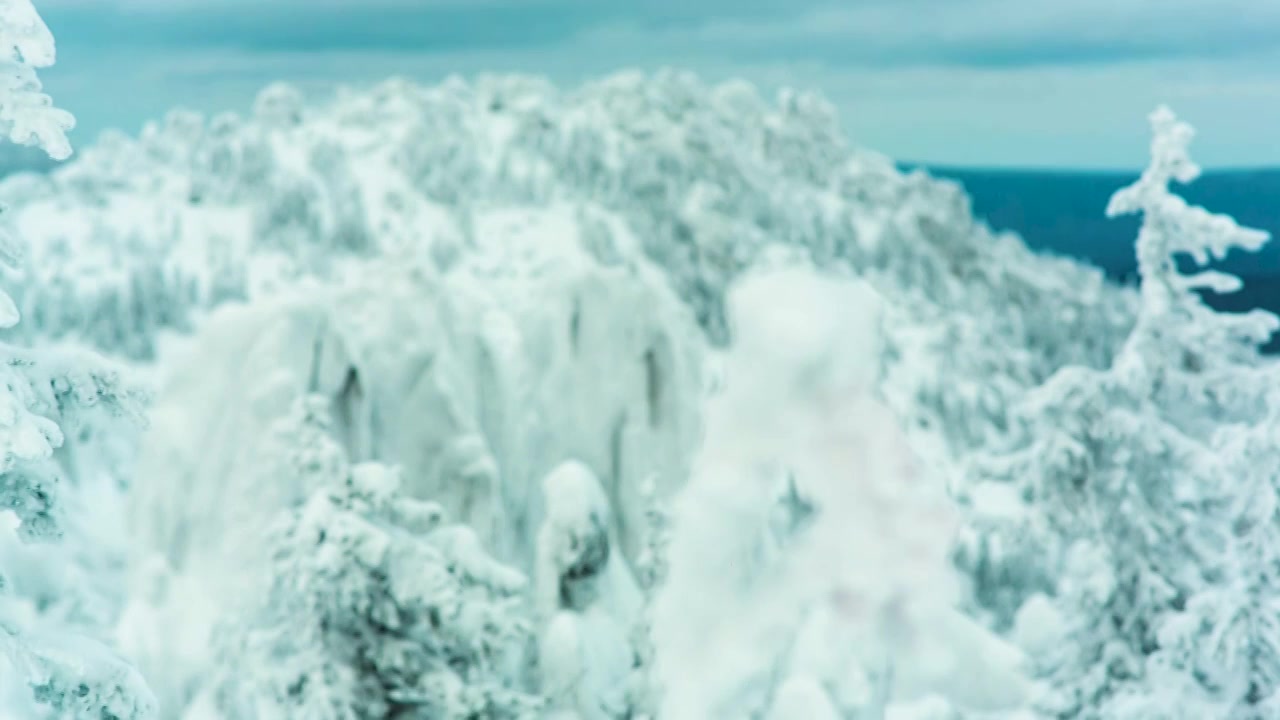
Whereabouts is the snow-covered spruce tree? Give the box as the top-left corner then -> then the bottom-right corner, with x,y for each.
204,396 -> 541,720
0,2 -> 155,717
1164,396 -> 1280,718
1100,108 -> 1280,718
1007,107 -> 1280,718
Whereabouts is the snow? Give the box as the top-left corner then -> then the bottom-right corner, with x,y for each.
2,30 -> 1263,717
648,261 -> 1030,718
0,0 -> 73,160
65,71 -> 1127,716
1011,592 -> 1065,658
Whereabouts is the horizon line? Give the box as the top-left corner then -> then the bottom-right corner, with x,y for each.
901,160 -> 1280,176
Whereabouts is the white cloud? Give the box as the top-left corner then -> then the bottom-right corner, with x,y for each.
32,0 -> 1280,167
579,0 -> 1280,67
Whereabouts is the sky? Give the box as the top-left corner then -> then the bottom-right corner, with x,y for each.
33,0 -> 1280,169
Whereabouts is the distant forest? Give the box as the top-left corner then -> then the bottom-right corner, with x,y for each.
2,148 -> 1275,341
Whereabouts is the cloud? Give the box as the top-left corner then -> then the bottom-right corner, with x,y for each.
37,0 -> 814,56
39,0 -> 1280,67
42,1 -> 589,53
31,0 -> 1280,168
574,0 -> 1280,69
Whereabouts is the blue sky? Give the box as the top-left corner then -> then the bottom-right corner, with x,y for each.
35,0 -> 1280,169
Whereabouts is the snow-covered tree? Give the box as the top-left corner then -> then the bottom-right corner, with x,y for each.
204,397 -> 540,720
1107,107 -> 1278,403
0,2 -> 155,716
1154,402 -> 1280,718
1100,109 -> 1280,719
1004,107 -> 1280,718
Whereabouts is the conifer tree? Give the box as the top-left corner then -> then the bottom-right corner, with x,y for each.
0,2 -> 155,716
1018,107 -> 1280,718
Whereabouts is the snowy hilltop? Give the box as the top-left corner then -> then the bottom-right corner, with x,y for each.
5,2 -> 1280,716
0,68 -> 1126,718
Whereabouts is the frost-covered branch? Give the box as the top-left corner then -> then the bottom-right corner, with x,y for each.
0,0 -> 74,161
